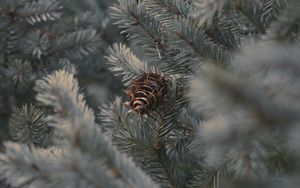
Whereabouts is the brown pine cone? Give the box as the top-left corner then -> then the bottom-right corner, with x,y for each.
125,72 -> 167,116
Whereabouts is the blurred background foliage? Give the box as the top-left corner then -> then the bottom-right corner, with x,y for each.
0,0 -> 124,147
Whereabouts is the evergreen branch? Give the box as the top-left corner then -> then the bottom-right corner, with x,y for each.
99,97 -> 156,151
144,0 -> 189,29
151,120 -> 194,187
101,98 -> 158,151
63,149 -> 131,188
111,0 -> 195,76
50,58 -> 77,75
154,146 -> 178,187
165,137 -> 196,187
173,18 -> 230,64
232,0 -> 286,35
178,108 -> 201,131
4,59 -> 33,89
145,0 -> 241,51
0,0 -> 27,11
34,69 -> 95,126
111,0 -> 230,69
0,142 -> 128,188
0,142 -> 55,187
98,96 -> 131,134
142,0 -> 212,71
264,0 -> 300,42
234,0 -> 269,34
66,114 -> 159,188
48,11 -> 100,36
166,135 -> 193,162
34,70 -> 158,188
205,12 -> 242,48
158,49 -> 197,75
17,0 -> 63,25
189,40 -> 300,185
21,30 -> 50,59
114,126 -> 175,187
195,115 -> 277,181
190,0 -> 286,36
157,76 -> 189,142
184,0 -> 243,46
73,12 -> 100,30
189,0 -> 229,25
8,104 -> 49,147
191,65 -> 299,124
106,43 -> 151,85
111,0 -> 165,60
52,29 -> 99,60
100,97 -> 175,187
232,42 -> 300,121
98,77 -> 191,187
3,25 -> 22,56
188,159 -> 231,188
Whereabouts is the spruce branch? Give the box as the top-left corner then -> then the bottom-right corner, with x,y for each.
173,18 -> 230,64
233,0 -> 270,34
21,30 -> 50,59
106,43 -> 153,85
189,40 -> 300,184
52,58 -> 77,75
99,98 -> 171,186
100,97 -> 189,187
4,59 -> 33,89
189,0 -> 286,36
188,158 -> 231,188
232,41 -> 300,121
113,121 -> 175,187
17,0 -> 63,25
158,49 -> 197,75
73,12 -> 100,30
111,0 -> 165,60
0,142 -> 56,188
34,69 -> 158,188
144,0 -> 189,29
110,0 -> 196,76
178,108 -> 201,131
190,65 -> 299,124
3,25 -> 22,56
204,12 -> 243,48
34,69 -> 95,126
189,0 -> 229,25
157,76 -> 189,142
98,96 -> 131,134
145,0 -> 242,51
0,141 -> 129,188
48,11 -> 100,36
264,0 -> 300,42
8,104 -> 49,147
52,29 -> 99,60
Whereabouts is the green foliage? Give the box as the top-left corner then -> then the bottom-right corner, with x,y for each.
104,0 -> 300,187
106,43 -> 152,85
0,0 -> 107,115
8,104 -> 50,147
1,69 -> 158,188
265,0 -> 300,42
0,0 -> 121,145
1,0 -> 300,188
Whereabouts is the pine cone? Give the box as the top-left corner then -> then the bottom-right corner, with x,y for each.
125,72 -> 167,116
